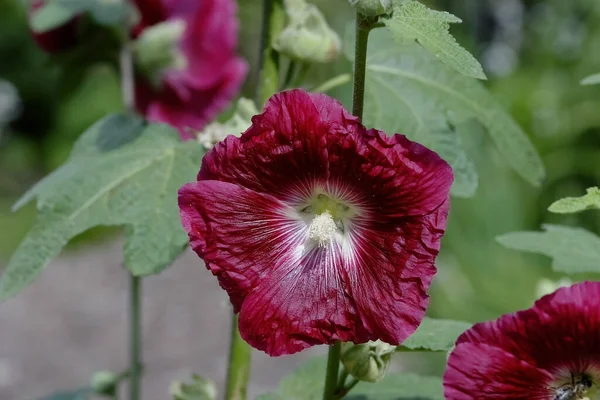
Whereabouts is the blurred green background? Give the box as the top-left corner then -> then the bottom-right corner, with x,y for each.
1,0 -> 600,380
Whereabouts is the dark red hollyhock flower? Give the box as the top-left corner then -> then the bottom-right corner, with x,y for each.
131,0 -> 247,139
444,281 -> 600,400
29,0 -> 80,53
178,90 -> 453,356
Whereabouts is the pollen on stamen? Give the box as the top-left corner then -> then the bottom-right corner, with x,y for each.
308,210 -> 337,247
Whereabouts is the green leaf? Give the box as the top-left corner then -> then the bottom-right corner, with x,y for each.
355,29 -> 545,188
36,387 -> 92,400
383,1 -> 486,80
256,357 -> 327,400
399,317 -> 471,352
30,2 -> 77,33
347,374 -> 444,400
581,73 -> 600,86
0,115 -> 204,300
256,357 -> 443,400
548,187 -> 600,214
497,224 -> 600,274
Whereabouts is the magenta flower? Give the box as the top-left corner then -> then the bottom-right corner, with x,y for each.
131,0 -> 248,139
29,0 -> 80,54
444,281 -> 600,400
178,90 -> 453,356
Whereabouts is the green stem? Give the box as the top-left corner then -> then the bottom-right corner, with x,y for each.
335,369 -> 349,394
351,13 -> 372,120
225,314 -> 252,400
119,18 -> 143,400
282,60 -> 298,89
337,378 -> 359,398
256,0 -> 285,106
322,341 -> 342,400
128,276 -> 142,400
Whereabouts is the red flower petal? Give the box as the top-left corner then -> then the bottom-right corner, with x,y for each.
444,282 -> 600,399
180,89 -> 453,355
132,0 -> 247,138
179,180 -> 303,312
444,343 -> 551,399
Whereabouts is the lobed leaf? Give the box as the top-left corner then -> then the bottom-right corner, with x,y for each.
353,29 -> 545,189
384,0 -> 486,80
257,357 -> 444,400
581,73 -> 600,86
347,373 -> 445,400
399,317 -> 471,352
497,224 -> 600,274
548,187 -> 600,214
0,114 -> 204,300
256,357 -> 327,400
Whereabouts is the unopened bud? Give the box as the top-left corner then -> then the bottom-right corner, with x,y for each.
348,0 -> 392,17
170,374 -> 217,400
341,340 -> 396,383
274,0 -> 341,63
90,370 -> 119,397
195,98 -> 258,148
133,19 -> 187,87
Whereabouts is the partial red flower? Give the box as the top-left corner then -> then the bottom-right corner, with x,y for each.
131,0 -> 247,139
178,90 -> 453,355
29,0 -> 80,54
444,281 -> 600,400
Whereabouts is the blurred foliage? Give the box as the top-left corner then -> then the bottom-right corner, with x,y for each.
1,0 -> 600,377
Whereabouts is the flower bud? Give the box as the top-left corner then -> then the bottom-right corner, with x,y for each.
28,0 -> 81,54
274,0 -> 341,63
133,19 -> 187,87
196,97 -> 258,149
90,370 -> 119,397
170,374 -> 217,400
347,0 -> 392,17
341,340 -> 396,383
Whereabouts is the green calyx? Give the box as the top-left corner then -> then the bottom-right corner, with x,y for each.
274,0 -> 341,63
133,19 -> 188,87
348,0 -> 392,17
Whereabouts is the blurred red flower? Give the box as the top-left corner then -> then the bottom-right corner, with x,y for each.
444,281 -> 600,400
29,0 -> 80,54
131,0 -> 248,140
178,89 -> 453,356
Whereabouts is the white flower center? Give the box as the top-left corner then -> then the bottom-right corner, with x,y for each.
308,210 -> 337,247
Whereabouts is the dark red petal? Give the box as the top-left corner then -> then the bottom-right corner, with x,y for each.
444,343 -> 552,400
131,0 -> 169,36
198,90 -> 338,197
347,199 -> 449,345
179,180 -> 304,311
199,89 -> 453,216
237,243 -> 371,356
457,281 -> 600,373
140,58 -> 247,139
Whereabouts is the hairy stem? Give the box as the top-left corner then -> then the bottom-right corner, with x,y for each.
128,276 -> 142,400
322,341 -> 342,400
225,314 -> 252,400
352,13 -> 372,120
